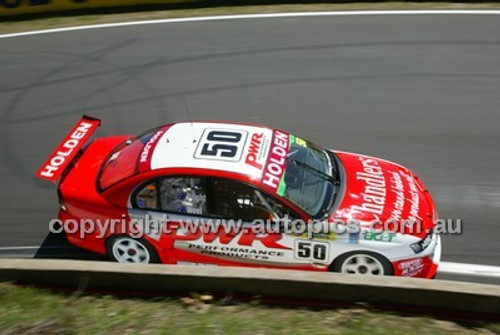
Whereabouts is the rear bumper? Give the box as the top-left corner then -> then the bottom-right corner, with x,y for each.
59,209 -> 107,255
57,136 -> 130,256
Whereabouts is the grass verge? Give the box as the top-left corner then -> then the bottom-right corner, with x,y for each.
2,2 -> 500,35
0,282 -> 499,334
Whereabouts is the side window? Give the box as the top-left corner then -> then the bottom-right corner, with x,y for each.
211,178 -> 267,221
134,176 -> 300,221
134,177 -> 210,215
211,178 -> 299,222
135,181 -> 158,210
159,177 -> 209,216
263,192 -> 300,221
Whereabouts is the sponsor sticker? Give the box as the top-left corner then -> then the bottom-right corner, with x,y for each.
348,232 -> 359,244
170,226 -> 289,250
363,231 -> 396,242
398,258 -> 425,276
186,243 -> 285,261
262,130 -> 289,192
138,128 -> 167,172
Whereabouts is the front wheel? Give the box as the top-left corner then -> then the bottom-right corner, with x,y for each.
330,251 -> 393,276
106,236 -> 160,264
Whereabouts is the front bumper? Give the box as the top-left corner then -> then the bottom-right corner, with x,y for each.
426,233 -> 442,279
392,232 -> 441,279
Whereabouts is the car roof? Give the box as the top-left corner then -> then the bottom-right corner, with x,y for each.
146,121 -> 282,186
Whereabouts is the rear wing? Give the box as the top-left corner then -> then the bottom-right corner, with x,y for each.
36,115 -> 101,182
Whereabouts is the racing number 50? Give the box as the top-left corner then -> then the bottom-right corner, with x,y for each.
201,131 -> 241,158
295,240 -> 329,262
195,129 -> 247,162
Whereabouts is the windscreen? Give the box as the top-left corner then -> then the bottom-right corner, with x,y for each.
279,135 -> 337,217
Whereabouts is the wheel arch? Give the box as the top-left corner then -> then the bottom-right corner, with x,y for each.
328,249 -> 395,275
105,234 -> 161,264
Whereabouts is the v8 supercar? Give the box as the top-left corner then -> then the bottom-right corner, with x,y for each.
37,116 -> 441,278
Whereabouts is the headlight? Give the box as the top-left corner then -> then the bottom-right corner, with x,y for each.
410,230 -> 433,254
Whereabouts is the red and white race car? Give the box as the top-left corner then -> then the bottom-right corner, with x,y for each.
37,116 -> 441,278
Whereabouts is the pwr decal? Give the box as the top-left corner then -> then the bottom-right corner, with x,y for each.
168,225 -> 290,250
245,132 -> 264,169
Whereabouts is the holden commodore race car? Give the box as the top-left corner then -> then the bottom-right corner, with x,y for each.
37,116 -> 441,278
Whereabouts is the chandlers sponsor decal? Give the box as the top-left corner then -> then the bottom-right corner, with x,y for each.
402,172 -> 422,222
262,130 -> 289,191
389,171 -> 405,222
186,244 -> 285,260
36,116 -> 100,182
351,157 -> 387,216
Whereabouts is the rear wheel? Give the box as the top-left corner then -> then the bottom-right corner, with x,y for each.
106,236 -> 159,264
330,251 -> 393,276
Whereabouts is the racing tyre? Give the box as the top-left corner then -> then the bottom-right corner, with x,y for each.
106,236 -> 160,264
330,251 -> 393,276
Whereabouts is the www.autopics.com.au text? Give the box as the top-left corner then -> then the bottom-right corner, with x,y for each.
48,215 -> 462,239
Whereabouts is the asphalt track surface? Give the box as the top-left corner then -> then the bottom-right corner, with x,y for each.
0,13 -> 499,284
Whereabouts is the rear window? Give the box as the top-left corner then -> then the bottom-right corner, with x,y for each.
98,128 -> 160,190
